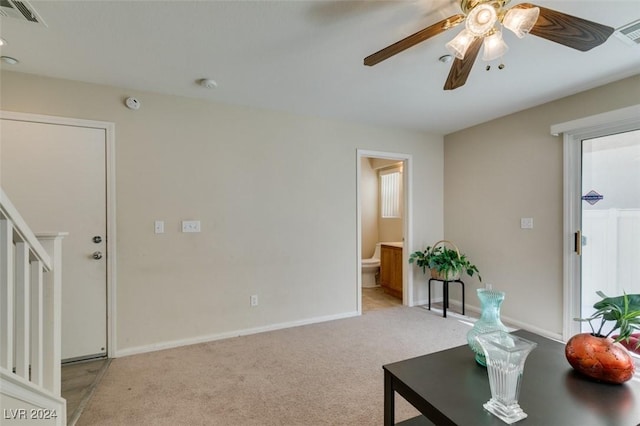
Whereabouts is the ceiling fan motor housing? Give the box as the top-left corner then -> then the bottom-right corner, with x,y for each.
460,0 -> 510,15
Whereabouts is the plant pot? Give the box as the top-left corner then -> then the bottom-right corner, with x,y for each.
565,333 -> 635,384
429,268 -> 461,281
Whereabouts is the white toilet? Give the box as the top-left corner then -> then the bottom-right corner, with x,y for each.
361,242 -> 382,288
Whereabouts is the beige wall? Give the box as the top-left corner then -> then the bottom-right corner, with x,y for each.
0,71 -> 444,354
360,157 -> 378,258
444,74 -> 640,337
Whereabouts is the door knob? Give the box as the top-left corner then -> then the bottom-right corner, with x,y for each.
93,236 -> 102,244
92,251 -> 103,260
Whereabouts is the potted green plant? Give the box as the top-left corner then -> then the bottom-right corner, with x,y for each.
408,240 -> 481,282
565,291 -> 640,384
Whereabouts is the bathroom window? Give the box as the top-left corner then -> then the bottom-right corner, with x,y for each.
380,167 -> 402,218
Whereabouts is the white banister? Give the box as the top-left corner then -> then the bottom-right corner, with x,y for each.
0,188 -> 66,422
30,259 -> 44,387
0,217 -> 15,371
15,241 -> 31,379
37,233 -> 66,396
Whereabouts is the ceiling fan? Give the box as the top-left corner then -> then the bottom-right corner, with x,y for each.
363,0 -> 615,90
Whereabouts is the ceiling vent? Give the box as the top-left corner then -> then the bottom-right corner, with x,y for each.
0,0 -> 45,26
615,19 -> 640,46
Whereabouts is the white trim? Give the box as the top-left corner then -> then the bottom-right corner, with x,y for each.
356,150 -> 414,311
414,297 -> 443,306
415,301 -> 564,341
554,104 -> 640,341
550,104 -> 640,136
356,156 -> 363,314
115,310 -> 359,358
497,313 -> 563,342
0,111 -> 114,133
460,305 -> 563,342
562,134 -> 582,341
0,110 -> 118,358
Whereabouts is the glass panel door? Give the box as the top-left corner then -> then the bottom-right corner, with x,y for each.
580,129 -> 640,333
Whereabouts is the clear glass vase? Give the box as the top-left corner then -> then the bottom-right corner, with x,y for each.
467,288 -> 509,366
475,331 -> 537,424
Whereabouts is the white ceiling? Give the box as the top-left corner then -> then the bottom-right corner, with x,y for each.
1,0 -> 639,134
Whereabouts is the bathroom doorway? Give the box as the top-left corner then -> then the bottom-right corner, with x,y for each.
356,150 -> 413,314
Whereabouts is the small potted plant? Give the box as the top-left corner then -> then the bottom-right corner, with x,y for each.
408,240 -> 481,282
566,291 -> 640,384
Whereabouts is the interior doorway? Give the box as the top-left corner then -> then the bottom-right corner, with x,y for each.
0,111 -> 116,361
356,150 -> 413,314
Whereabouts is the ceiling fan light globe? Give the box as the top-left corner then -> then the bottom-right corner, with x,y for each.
446,29 -> 475,59
466,3 -> 498,36
482,30 -> 509,61
503,6 -> 540,38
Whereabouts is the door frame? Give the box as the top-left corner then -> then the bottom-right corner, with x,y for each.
356,149 -> 413,313
0,110 -> 117,358
553,104 -> 640,341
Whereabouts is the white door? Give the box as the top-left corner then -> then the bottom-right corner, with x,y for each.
1,118 -> 108,361
560,107 -> 640,340
579,129 -> 640,332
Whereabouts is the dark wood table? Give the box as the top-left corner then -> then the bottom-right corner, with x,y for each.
383,330 -> 640,425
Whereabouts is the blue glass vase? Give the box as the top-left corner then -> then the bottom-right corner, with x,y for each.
467,288 -> 509,366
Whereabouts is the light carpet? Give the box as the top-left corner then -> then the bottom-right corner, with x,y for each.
78,306 -> 473,425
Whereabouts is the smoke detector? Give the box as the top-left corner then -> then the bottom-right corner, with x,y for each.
125,97 -> 141,110
0,0 -> 46,26
198,78 -> 217,89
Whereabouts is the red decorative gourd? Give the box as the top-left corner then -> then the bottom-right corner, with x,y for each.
565,333 -> 635,384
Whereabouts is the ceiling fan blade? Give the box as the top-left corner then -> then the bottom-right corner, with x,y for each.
443,37 -> 482,91
364,14 -> 465,66
516,3 -> 614,51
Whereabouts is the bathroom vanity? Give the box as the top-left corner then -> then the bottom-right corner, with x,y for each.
380,243 -> 402,299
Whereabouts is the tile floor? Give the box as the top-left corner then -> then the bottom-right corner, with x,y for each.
61,358 -> 110,425
362,286 -> 402,312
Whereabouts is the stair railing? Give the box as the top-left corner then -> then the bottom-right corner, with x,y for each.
0,188 -> 66,397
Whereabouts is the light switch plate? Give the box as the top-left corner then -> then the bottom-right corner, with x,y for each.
182,220 -> 201,233
520,217 -> 534,229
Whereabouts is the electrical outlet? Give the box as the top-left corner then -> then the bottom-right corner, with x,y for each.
154,220 -> 164,234
182,220 -> 201,233
250,295 -> 258,307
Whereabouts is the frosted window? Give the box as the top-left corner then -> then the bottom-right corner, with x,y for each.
380,171 -> 401,218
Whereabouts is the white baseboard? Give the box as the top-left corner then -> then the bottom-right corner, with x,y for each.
415,298 -> 564,342
115,311 -> 360,358
462,304 -> 563,341
414,296 -> 443,307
